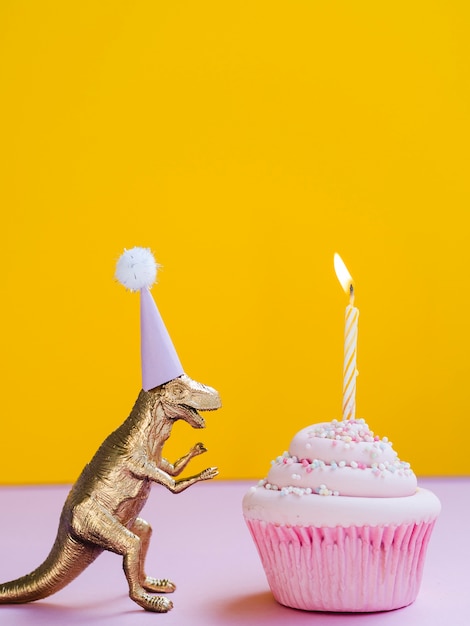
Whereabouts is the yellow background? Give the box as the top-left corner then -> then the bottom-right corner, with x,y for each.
1,1 -> 469,484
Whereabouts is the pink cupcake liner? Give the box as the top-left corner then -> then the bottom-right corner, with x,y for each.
245,518 -> 436,612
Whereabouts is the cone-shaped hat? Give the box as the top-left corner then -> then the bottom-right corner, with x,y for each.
115,247 -> 184,390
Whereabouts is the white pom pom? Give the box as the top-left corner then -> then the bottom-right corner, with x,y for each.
115,247 -> 159,291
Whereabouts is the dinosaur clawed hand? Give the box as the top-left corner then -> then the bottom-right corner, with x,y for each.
191,442 -> 208,457
199,467 -> 219,481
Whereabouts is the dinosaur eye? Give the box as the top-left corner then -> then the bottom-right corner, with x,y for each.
167,381 -> 186,399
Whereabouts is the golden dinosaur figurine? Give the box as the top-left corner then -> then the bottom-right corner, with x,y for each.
0,373 -> 221,613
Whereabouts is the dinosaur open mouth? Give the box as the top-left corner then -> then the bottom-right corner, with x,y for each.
181,405 -> 207,428
180,403 -> 219,428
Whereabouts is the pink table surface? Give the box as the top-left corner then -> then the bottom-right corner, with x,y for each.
0,478 -> 468,626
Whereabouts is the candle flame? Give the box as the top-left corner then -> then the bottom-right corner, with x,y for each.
334,253 -> 354,295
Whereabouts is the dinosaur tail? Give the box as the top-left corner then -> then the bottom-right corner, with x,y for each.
0,528 -> 102,604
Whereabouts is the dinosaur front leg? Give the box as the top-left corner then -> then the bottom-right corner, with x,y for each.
129,453 -> 218,493
171,466 -> 219,493
130,518 -> 176,594
160,442 -> 207,476
72,499 -> 173,613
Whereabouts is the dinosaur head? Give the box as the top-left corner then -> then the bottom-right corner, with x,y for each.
159,374 -> 221,428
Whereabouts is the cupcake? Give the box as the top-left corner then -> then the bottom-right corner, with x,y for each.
242,418 -> 441,612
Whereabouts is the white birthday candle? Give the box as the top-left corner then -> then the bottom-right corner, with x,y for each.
334,253 -> 359,420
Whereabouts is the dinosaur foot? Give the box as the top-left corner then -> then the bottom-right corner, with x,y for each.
132,591 -> 173,613
143,577 -> 176,593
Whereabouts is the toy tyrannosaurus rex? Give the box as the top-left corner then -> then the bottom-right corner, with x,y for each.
0,373 -> 221,612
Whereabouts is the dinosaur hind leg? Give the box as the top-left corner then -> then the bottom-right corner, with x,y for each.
72,500 -> 173,613
130,518 -> 176,594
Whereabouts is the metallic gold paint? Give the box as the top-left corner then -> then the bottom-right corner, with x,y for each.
0,374 -> 221,613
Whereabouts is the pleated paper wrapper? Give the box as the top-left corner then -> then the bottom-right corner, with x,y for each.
245,518 -> 436,612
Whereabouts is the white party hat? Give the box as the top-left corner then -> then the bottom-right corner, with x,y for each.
115,247 -> 184,391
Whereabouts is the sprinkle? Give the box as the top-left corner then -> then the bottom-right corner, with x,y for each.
315,484 -> 336,496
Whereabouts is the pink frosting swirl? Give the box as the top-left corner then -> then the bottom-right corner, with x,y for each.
265,418 -> 417,497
